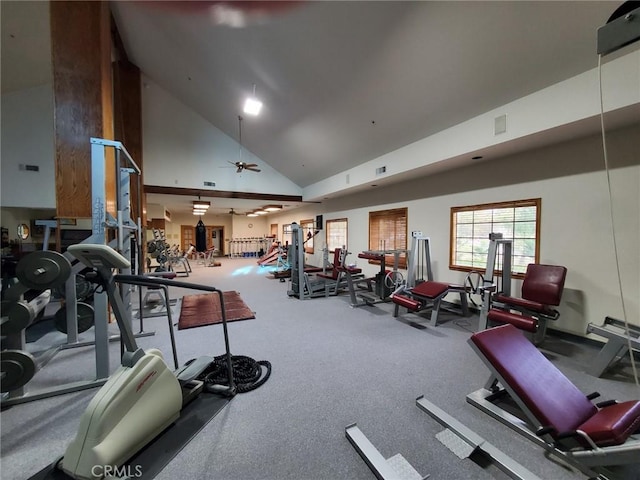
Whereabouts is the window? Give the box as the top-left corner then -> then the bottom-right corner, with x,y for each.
300,219 -> 315,254
450,198 -> 540,277
283,224 -> 292,241
326,218 -> 348,251
368,208 -> 408,268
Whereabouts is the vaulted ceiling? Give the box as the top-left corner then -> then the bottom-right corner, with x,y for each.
111,1 -> 620,190
2,1 -> 631,216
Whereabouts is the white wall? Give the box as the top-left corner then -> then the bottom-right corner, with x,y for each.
141,78 -> 303,195
269,124 -> 639,337
1,84 -> 56,209
303,49 -> 640,201
153,210 -> 272,256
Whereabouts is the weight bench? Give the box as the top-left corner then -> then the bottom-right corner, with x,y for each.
466,324 -> 640,477
479,264 -> 567,344
391,281 -> 469,327
586,317 -> 640,377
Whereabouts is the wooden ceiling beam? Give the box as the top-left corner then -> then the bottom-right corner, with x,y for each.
144,185 -> 304,203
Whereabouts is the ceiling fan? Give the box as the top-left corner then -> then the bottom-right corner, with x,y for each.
228,208 -> 243,215
228,115 -> 261,173
228,160 -> 261,173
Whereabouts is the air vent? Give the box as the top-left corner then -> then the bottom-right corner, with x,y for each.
19,164 -> 40,172
204,181 -> 216,187
375,166 -> 387,175
494,114 -> 507,135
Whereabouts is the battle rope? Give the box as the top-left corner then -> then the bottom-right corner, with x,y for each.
201,355 -> 272,394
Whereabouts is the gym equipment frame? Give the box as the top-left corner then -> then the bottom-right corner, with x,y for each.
344,397 -> 541,480
348,248 -> 405,307
477,233 -> 567,345
466,324 -> 640,479
287,223 -> 352,299
586,317 -> 640,378
345,424 -> 426,480
415,396 -> 543,480
390,233 -> 469,326
1,138 -> 147,407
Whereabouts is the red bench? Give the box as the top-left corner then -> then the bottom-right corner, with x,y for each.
467,324 -> 640,472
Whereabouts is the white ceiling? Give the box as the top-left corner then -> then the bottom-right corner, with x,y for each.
2,1 -> 630,217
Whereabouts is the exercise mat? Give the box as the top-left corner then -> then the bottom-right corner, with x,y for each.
178,291 -> 255,330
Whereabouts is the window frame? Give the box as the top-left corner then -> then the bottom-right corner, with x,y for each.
368,207 -> 408,269
326,218 -> 348,252
449,198 -> 541,279
300,218 -> 315,254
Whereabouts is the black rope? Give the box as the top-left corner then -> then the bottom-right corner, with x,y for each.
202,354 -> 271,394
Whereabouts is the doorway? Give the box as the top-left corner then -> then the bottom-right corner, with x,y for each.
181,225 -> 225,255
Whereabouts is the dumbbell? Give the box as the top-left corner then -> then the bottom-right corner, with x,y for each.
1,251 -> 71,334
1,349 -> 37,393
0,290 -> 52,335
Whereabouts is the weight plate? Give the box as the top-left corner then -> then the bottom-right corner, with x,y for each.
54,302 -> 95,334
147,242 -> 158,254
0,300 -> 33,334
1,350 -> 37,393
52,274 -> 94,301
16,251 -> 72,290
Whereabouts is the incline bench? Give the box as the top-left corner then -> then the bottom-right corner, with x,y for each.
467,324 -> 640,477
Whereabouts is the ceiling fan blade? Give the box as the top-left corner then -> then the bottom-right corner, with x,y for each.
228,160 -> 239,167
236,166 -> 243,173
246,167 -> 261,172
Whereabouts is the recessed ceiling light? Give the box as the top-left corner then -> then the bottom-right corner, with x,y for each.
243,84 -> 263,116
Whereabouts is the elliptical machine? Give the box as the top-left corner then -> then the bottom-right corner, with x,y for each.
58,244 -> 235,480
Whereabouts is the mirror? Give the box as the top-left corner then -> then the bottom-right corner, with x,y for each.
17,224 -> 30,240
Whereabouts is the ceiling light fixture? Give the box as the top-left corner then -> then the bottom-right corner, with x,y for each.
243,84 -> 263,116
263,205 -> 282,212
193,200 -> 211,209
247,212 -> 259,217
193,209 -> 207,216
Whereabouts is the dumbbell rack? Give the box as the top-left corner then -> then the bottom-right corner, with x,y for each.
1,251 -> 109,406
228,237 -> 271,258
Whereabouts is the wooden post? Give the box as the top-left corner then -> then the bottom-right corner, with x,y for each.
50,1 -> 114,219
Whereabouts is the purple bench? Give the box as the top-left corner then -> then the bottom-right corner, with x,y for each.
467,324 -> 640,472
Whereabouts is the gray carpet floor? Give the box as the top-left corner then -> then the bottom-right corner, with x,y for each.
2,257 -> 639,480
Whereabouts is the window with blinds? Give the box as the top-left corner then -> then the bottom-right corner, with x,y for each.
450,198 -> 540,277
368,208 -> 408,268
326,218 -> 348,251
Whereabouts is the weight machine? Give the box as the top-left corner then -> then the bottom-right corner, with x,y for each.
286,223 -> 357,299
477,233 -> 567,345
342,240 -> 405,308
389,232 -> 470,326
